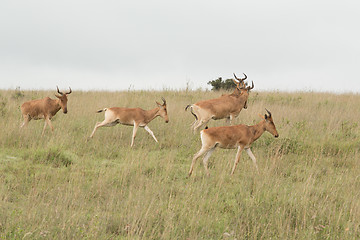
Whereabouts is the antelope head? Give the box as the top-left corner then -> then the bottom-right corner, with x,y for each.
156,97 -> 169,123
233,73 -> 247,90
239,80 -> 254,109
261,109 -> 279,138
55,86 -> 72,114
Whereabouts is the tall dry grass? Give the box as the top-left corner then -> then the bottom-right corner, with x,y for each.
0,88 -> 359,239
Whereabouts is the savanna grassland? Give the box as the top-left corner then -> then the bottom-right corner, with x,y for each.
0,88 -> 360,239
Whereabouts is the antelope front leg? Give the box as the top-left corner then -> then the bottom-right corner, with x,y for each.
42,118 -> 54,136
41,120 -> 48,136
131,123 -> 139,147
144,125 -> 158,143
231,146 -> 244,175
245,148 -> 259,173
46,118 -> 54,132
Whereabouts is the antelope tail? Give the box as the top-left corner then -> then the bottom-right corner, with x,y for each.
96,108 -> 107,113
185,104 -> 198,120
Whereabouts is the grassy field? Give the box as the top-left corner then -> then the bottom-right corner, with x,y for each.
0,88 -> 360,239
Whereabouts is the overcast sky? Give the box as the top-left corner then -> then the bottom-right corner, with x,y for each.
1,1 -> 359,92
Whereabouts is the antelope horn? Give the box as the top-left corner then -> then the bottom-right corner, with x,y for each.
56,86 -> 64,95
242,73 -> 247,80
233,73 -> 247,82
66,87 -> 72,95
161,97 -> 166,105
265,108 -> 272,118
247,81 -> 254,90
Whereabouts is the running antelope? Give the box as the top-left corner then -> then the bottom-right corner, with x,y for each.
89,98 -> 169,147
185,73 -> 254,132
188,109 -> 279,176
20,87 -> 72,136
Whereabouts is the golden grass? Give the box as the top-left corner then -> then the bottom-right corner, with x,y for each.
0,88 -> 359,239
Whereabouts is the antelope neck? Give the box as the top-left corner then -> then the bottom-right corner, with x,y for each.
230,88 -> 247,97
52,99 -> 62,113
144,107 -> 160,123
249,120 -> 266,142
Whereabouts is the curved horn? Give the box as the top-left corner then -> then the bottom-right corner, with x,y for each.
242,73 -> 247,80
66,87 -> 72,95
161,97 -> 166,105
233,73 -> 247,82
246,81 -> 254,90
265,108 -> 272,118
56,86 -> 63,95
233,73 -> 240,82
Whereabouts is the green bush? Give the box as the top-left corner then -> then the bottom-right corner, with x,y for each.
207,77 -> 237,91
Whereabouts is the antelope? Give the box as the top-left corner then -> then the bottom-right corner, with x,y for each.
89,98 -> 169,147
185,73 -> 254,132
20,87 -> 72,136
188,109 -> 279,176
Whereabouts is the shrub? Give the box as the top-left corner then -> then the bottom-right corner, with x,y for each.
207,77 -> 237,91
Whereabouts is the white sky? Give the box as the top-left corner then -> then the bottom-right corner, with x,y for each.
0,0 -> 359,92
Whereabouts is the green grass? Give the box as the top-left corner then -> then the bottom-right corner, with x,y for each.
0,89 -> 359,239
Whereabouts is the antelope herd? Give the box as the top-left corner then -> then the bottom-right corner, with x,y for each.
19,73 -> 279,176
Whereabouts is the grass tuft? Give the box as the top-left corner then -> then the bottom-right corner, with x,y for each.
25,147 -> 75,167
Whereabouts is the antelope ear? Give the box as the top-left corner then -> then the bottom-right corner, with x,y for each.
156,101 -> 161,106
258,114 -> 265,120
55,94 -> 62,98
265,114 -> 269,120
232,79 -> 239,85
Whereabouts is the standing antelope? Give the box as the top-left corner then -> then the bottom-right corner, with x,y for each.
188,109 -> 279,176
89,98 -> 169,147
20,87 -> 72,136
185,73 -> 254,132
